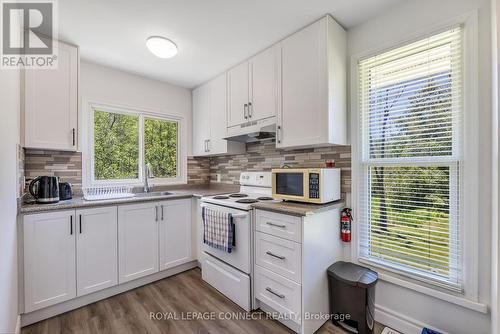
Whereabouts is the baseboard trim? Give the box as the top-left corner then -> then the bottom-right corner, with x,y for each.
375,304 -> 448,334
21,261 -> 198,327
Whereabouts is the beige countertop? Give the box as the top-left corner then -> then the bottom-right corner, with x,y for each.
19,183 -> 240,214
252,199 -> 345,216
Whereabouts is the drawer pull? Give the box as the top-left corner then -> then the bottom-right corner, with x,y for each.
266,251 -> 285,260
266,287 -> 285,299
266,222 -> 286,228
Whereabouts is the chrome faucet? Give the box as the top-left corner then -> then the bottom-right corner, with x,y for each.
144,163 -> 154,193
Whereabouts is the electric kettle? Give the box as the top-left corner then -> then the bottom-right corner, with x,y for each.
29,176 -> 60,204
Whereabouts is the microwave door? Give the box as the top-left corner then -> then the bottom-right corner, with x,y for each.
275,173 -> 304,197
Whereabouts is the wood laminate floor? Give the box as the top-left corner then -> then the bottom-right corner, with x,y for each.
22,268 -> 385,334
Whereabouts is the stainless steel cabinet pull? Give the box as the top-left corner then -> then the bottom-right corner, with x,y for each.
277,125 -> 281,144
248,102 -> 253,118
266,251 -> 285,260
155,206 -> 158,221
204,140 -> 207,152
79,214 -> 82,234
70,216 -> 73,235
266,222 -> 286,228
244,103 -> 248,119
207,139 -> 210,152
161,205 -> 164,221
266,287 -> 285,299
72,128 -> 76,146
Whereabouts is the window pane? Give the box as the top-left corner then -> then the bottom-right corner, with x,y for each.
367,166 -> 457,277
93,110 -> 139,180
144,118 -> 178,178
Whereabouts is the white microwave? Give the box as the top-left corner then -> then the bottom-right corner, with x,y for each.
271,168 -> 341,204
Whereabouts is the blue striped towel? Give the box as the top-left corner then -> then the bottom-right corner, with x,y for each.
202,207 -> 234,253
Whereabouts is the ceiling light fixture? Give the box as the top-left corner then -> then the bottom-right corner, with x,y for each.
146,36 -> 178,59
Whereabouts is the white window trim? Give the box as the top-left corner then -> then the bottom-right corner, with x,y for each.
350,11 -> 481,309
82,99 -> 187,188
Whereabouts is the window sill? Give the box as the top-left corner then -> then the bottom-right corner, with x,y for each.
359,261 -> 488,313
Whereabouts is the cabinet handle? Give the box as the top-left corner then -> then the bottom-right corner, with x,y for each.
72,128 -> 76,146
248,102 -> 253,118
207,139 -> 210,152
277,125 -> 281,144
205,140 -> 209,152
266,221 -> 286,228
266,287 -> 285,299
79,214 -> 82,234
266,251 -> 286,260
244,103 -> 248,119
70,216 -> 73,235
161,205 -> 164,221
155,206 -> 158,222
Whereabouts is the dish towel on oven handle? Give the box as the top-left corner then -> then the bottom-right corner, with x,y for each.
202,206 -> 235,253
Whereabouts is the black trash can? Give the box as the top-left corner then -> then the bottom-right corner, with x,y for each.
327,261 -> 378,334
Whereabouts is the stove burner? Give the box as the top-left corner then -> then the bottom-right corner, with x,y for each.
257,197 -> 274,201
229,193 -> 248,198
213,195 -> 229,199
235,199 -> 259,204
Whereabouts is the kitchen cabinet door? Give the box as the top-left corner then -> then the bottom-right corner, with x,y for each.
23,211 -> 76,312
76,206 -> 118,296
208,73 -> 229,155
249,46 -> 278,122
159,199 -> 192,270
192,83 -> 211,156
278,20 -> 326,148
24,41 -> 78,151
227,61 -> 249,127
118,202 -> 159,283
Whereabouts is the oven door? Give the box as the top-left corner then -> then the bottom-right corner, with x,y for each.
200,203 -> 251,274
272,169 -> 309,202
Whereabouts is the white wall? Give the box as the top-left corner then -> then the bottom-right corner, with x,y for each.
347,0 -> 492,333
79,60 -> 193,158
0,70 -> 21,333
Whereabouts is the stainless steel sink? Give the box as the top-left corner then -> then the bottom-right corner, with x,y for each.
134,191 -> 174,197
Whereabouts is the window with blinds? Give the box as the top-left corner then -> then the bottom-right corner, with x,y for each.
358,26 -> 463,291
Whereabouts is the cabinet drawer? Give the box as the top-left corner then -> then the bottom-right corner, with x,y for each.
255,265 -> 301,324
255,231 -> 301,283
202,253 -> 251,311
255,210 -> 302,242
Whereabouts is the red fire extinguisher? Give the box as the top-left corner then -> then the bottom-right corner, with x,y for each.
341,208 -> 353,242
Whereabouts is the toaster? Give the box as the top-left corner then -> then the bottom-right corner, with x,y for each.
59,182 -> 73,200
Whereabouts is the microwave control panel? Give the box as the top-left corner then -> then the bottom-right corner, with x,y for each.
309,173 -> 320,199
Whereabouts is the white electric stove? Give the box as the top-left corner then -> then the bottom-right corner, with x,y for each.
200,172 -> 280,312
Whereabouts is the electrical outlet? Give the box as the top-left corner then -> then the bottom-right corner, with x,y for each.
216,173 -> 221,182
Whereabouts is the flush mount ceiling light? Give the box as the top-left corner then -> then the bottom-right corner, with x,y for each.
146,36 -> 178,59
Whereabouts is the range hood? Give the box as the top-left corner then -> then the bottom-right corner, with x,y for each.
224,116 -> 276,143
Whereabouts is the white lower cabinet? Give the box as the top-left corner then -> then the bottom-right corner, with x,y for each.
254,208 -> 342,334
76,207 -> 118,296
23,211 -> 76,312
22,198 -> 193,315
118,202 -> 159,283
159,199 -> 192,270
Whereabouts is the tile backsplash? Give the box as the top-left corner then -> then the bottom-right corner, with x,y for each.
20,140 -> 351,197
23,149 -> 83,196
209,140 -> 351,194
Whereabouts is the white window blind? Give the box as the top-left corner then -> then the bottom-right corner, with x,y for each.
358,26 -> 463,291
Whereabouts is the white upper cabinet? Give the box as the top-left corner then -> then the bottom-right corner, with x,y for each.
23,211 -> 76,312
23,41 -> 79,151
227,62 -> 249,127
76,207 -> 118,296
192,83 -> 211,156
192,74 -> 245,157
249,46 -> 278,122
158,199 -> 192,270
277,15 -> 346,149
